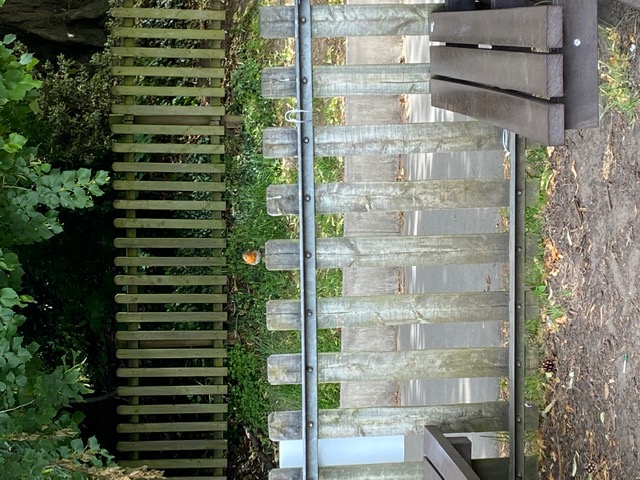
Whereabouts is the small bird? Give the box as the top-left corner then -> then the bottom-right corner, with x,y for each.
242,250 -> 261,266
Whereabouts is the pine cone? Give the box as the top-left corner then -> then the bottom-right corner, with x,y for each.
542,357 -> 556,373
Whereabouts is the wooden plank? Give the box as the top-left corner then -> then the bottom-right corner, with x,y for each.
111,65 -> 224,78
116,328 -> 226,340
113,199 -> 225,211
112,27 -> 225,40
112,180 -> 225,192
260,4 -> 438,38
112,143 -> 224,154
111,47 -> 225,59
117,439 -> 227,452
114,218 -> 225,229
553,0 -> 599,129
269,403 -> 537,440
115,292 -> 226,303
111,104 -> 224,116
262,63 -> 430,98
424,426 -> 481,480
430,47 -> 563,98
117,385 -> 227,396
112,162 -> 225,174
114,256 -> 226,267
270,463 -> 424,480
430,79 -> 564,146
267,348 -> 508,384
113,237 -> 226,249
117,421 -> 227,433
428,6 -> 563,49
263,122 -> 502,158
267,179 -> 510,215
265,234 -> 508,270
109,7 -> 226,20
112,85 -> 224,98
117,404 -> 227,415
116,367 -> 227,377
266,292 -> 513,331
111,121 -> 224,134
115,275 -> 226,286
116,348 -> 227,359
118,458 -> 227,469
116,311 -> 227,322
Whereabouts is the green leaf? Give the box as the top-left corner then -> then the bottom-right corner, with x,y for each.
70,438 -> 84,453
2,34 -> 15,45
18,53 -> 33,66
28,99 -> 39,114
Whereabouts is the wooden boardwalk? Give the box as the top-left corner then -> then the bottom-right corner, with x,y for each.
110,2 -> 227,479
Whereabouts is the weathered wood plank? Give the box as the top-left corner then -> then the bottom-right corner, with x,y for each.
111,143 -> 224,154
266,292 -> 512,330
268,348 -> 508,384
111,104 -> 224,116
553,0 -> 599,129
269,403 -> 537,440
262,64 -> 430,98
111,47 -> 225,59
114,256 -> 226,267
115,293 -> 226,303
265,234 -> 508,270
430,47 -> 563,98
111,66 -> 224,78
109,7 -> 226,20
117,421 -> 227,433
430,79 -> 564,146
111,120 -> 224,133
117,404 -> 227,415
260,4 -> 438,38
117,439 -> 227,452
118,458 -> 226,469
114,218 -> 225,229
116,367 -> 227,377
424,426 -> 481,480
267,179 -> 509,215
115,275 -> 226,286
117,385 -> 227,396
113,199 -> 225,211
112,180 -> 225,192
429,6 -> 563,49
116,311 -> 227,323
263,122 -> 502,158
112,162 -> 225,174
269,463 -> 423,480
116,348 -> 227,359
116,329 -> 225,341
112,27 -> 224,40
113,237 -> 226,249
112,85 -> 224,98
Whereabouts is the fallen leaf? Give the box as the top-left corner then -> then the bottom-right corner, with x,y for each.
605,383 -> 610,400
600,412 -> 606,424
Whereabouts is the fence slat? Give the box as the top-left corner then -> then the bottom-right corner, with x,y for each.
110,7 -> 226,20
431,47 -> 563,98
263,122 -> 502,158
111,104 -> 224,116
112,180 -> 225,192
429,6 -> 563,48
112,143 -> 224,154
116,330 -> 225,341
114,218 -> 225,229
114,238 -> 226,249
117,385 -> 227,396
116,311 -> 227,323
267,179 -> 509,215
115,293 -> 226,303
117,422 -> 227,433
118,459 -> 227,469
116,367 -> 227,377
112,27 -> 225,40
117,404 -> 227,415
115,275 -> 226,286
430,79 -> 565,146
114,256 -> 226,267
111,66 -> 224,78
117,439 -> 228,452
266,292 -> 512,330
113,200 -> 226,211
260,4 -> 438,38
111,47 -> 225,59
117,348 -> 227,359
111,120 -> 224,133
265,234 -> 508,270
112,162 -> 225,174
269,403 -> 538,440
268,348 -> 508,384
262,64 -> 430,98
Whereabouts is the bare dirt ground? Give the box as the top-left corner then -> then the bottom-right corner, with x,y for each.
540,4 -> 640,479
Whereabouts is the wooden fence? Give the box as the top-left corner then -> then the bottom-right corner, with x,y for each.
110,2 -> 227,479
259,2 -> 546,480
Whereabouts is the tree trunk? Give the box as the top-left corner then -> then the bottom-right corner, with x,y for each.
0,0 -> 109,48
